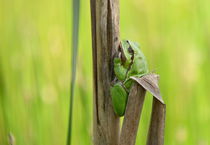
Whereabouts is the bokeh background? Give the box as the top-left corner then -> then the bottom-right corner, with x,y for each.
0,0 -> 210,145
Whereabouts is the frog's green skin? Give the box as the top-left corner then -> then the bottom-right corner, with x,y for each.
111,40 -> 149,117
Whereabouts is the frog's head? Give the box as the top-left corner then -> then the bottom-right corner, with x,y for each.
118,40 -> 134,67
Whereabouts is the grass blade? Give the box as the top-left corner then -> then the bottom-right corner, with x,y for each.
66,0 -> 80,145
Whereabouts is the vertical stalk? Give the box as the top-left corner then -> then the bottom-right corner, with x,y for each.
90,0 -> 120,145
146,98 -> 166,145
120,83 -> 146,145
67,0 -> 80,145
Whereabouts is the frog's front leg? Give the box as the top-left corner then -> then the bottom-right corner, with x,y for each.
114,58 -> 127,81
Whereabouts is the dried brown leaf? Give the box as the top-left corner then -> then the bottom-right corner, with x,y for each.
131,73 -> 165,104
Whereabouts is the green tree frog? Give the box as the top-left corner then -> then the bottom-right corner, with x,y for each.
110,40 -> 149,116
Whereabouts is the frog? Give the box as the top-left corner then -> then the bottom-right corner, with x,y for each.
110,40 -> 149,116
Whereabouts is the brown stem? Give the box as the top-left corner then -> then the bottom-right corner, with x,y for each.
120,83 -> 146,145
90,0 -> 120,145
146,98 -> 166,145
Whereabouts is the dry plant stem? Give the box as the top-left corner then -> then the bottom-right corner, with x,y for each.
147,98 -> 166,145
120,83 -> 146,145
90,0 -> 120,145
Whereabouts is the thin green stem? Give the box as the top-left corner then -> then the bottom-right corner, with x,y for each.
66,0 -> 80,145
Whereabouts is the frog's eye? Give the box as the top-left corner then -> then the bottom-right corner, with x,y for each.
126,40 -> 134,54
128,46 -> 133,54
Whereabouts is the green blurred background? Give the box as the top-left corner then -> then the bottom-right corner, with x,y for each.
0,0 -> 210,145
